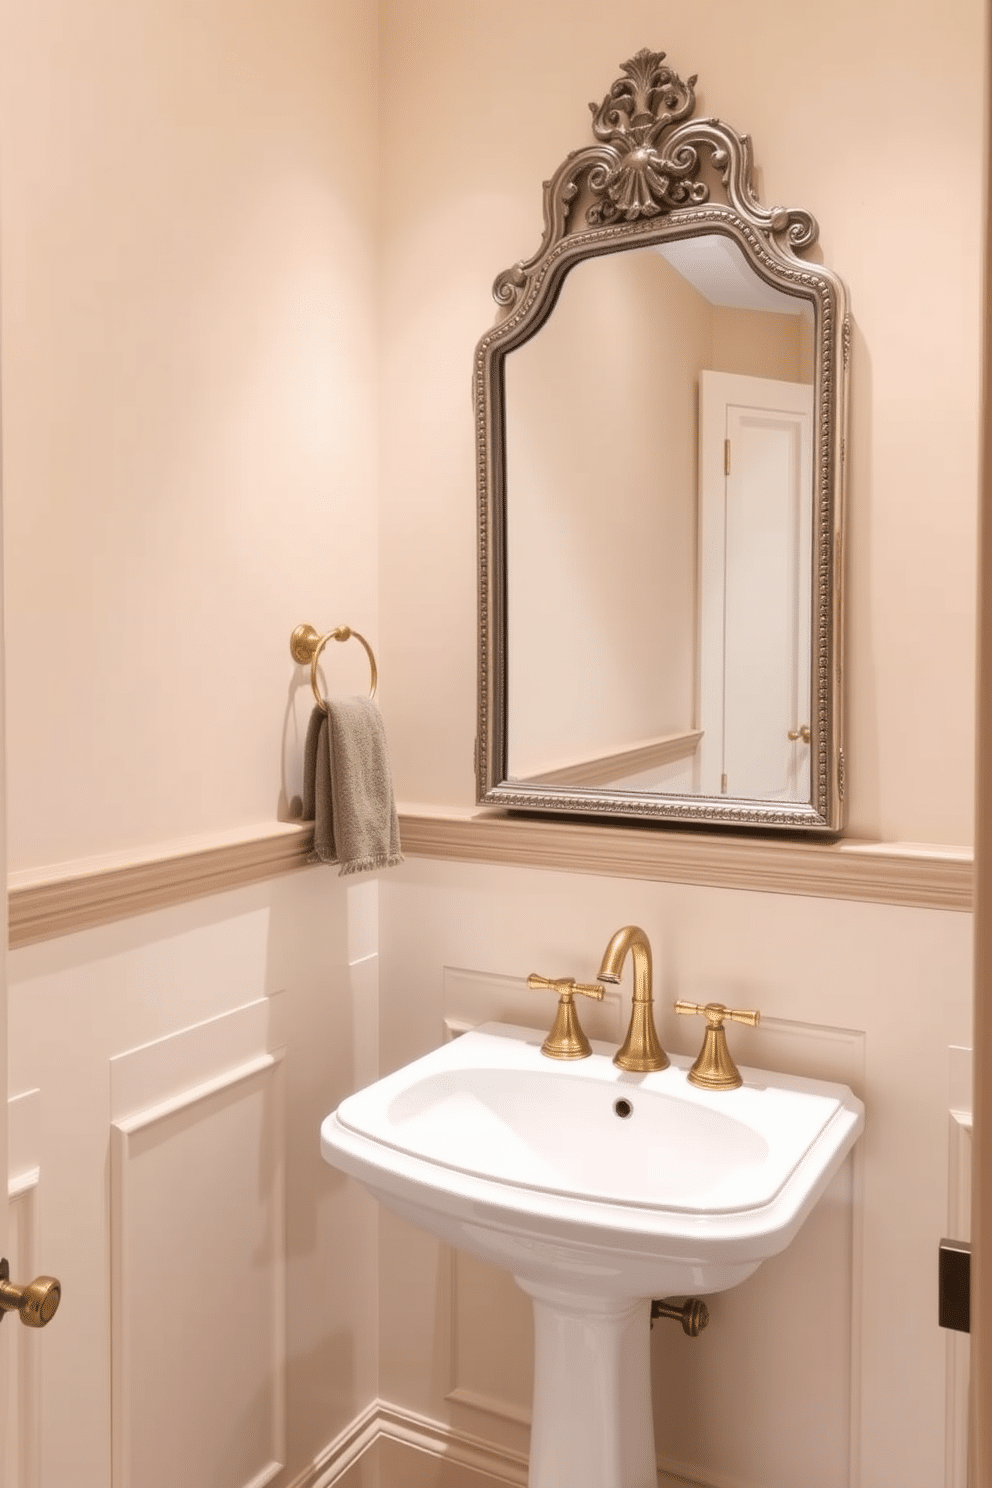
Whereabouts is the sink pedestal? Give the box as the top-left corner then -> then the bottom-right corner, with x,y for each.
516,1279 -> 657,1488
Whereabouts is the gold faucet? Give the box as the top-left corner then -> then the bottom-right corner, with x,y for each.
597,926 -> 669,1072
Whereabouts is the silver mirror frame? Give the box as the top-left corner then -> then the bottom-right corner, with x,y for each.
475,48 -> 850,833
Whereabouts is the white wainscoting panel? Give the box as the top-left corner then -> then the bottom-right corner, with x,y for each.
445,1248 -> 532,1427
110,998 -> 286,1488
6,1088 -> 41,1488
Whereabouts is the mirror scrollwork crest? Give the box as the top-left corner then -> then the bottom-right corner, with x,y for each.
475,48 -> 849,833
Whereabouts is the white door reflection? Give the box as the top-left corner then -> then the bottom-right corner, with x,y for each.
698,371 -> 813,802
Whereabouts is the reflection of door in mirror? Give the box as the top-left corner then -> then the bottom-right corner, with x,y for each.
503,236 -> 815,797
699,372 -> 814,803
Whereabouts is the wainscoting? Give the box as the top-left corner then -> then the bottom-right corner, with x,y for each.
9,991 -> 291,1488
109,999 -> 287,1488
6,870 -> 380,1488
4,854 -> 972,1486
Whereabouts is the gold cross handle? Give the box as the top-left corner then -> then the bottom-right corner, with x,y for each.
674,1000 -> 761,1089
528,973 -> 604,1060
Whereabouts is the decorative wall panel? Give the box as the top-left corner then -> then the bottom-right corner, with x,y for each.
110,1000 -> 286,1488
446,1249 -> 533,1426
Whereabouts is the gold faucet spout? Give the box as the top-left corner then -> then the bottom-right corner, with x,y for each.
597,926 -> 669,1072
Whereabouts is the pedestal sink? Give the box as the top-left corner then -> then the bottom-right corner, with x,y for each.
320,1022 -> 864,1488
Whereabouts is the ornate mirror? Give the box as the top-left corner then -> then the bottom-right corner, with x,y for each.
475,48 -> 849,833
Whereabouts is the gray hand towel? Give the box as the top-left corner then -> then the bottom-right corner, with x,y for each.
302,697 -> 403,875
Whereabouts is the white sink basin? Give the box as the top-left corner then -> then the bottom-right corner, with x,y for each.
321,1021 -> 864,1488
322,1020 -> 863,1296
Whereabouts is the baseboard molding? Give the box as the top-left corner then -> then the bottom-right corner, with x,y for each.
287,1400 -> 723,1488
376,1403 -> 529,1485
284,1400 -> 527,1487
281,1401 -> 381,1488
285,1398 -> 526,1482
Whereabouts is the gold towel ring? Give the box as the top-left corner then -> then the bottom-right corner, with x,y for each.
290,623 -> 378,709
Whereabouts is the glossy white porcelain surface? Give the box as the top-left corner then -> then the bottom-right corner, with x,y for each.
321,1020 -> 864,1296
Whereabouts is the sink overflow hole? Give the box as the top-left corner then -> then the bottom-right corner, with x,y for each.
614,1098 -> 633,1119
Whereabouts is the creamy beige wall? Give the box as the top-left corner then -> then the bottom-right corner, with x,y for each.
0,0 -> 380,869
378,0 -> 984,847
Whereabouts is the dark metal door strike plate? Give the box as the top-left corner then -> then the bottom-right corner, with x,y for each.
939,1238 -> 971,1334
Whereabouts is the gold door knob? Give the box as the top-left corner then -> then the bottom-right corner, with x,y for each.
788,725 -> 811,743
0,1258 -> 61,1328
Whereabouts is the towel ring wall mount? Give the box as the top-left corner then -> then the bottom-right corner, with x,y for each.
290,623 -> 378,709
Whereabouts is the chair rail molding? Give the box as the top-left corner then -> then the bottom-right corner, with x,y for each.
7,821 -> 316,947
397,809 -> 972,911
5,811 -> 972,948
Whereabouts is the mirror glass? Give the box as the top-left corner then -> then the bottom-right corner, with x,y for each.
505,237 -> 815,801
476,49 -> 848,832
